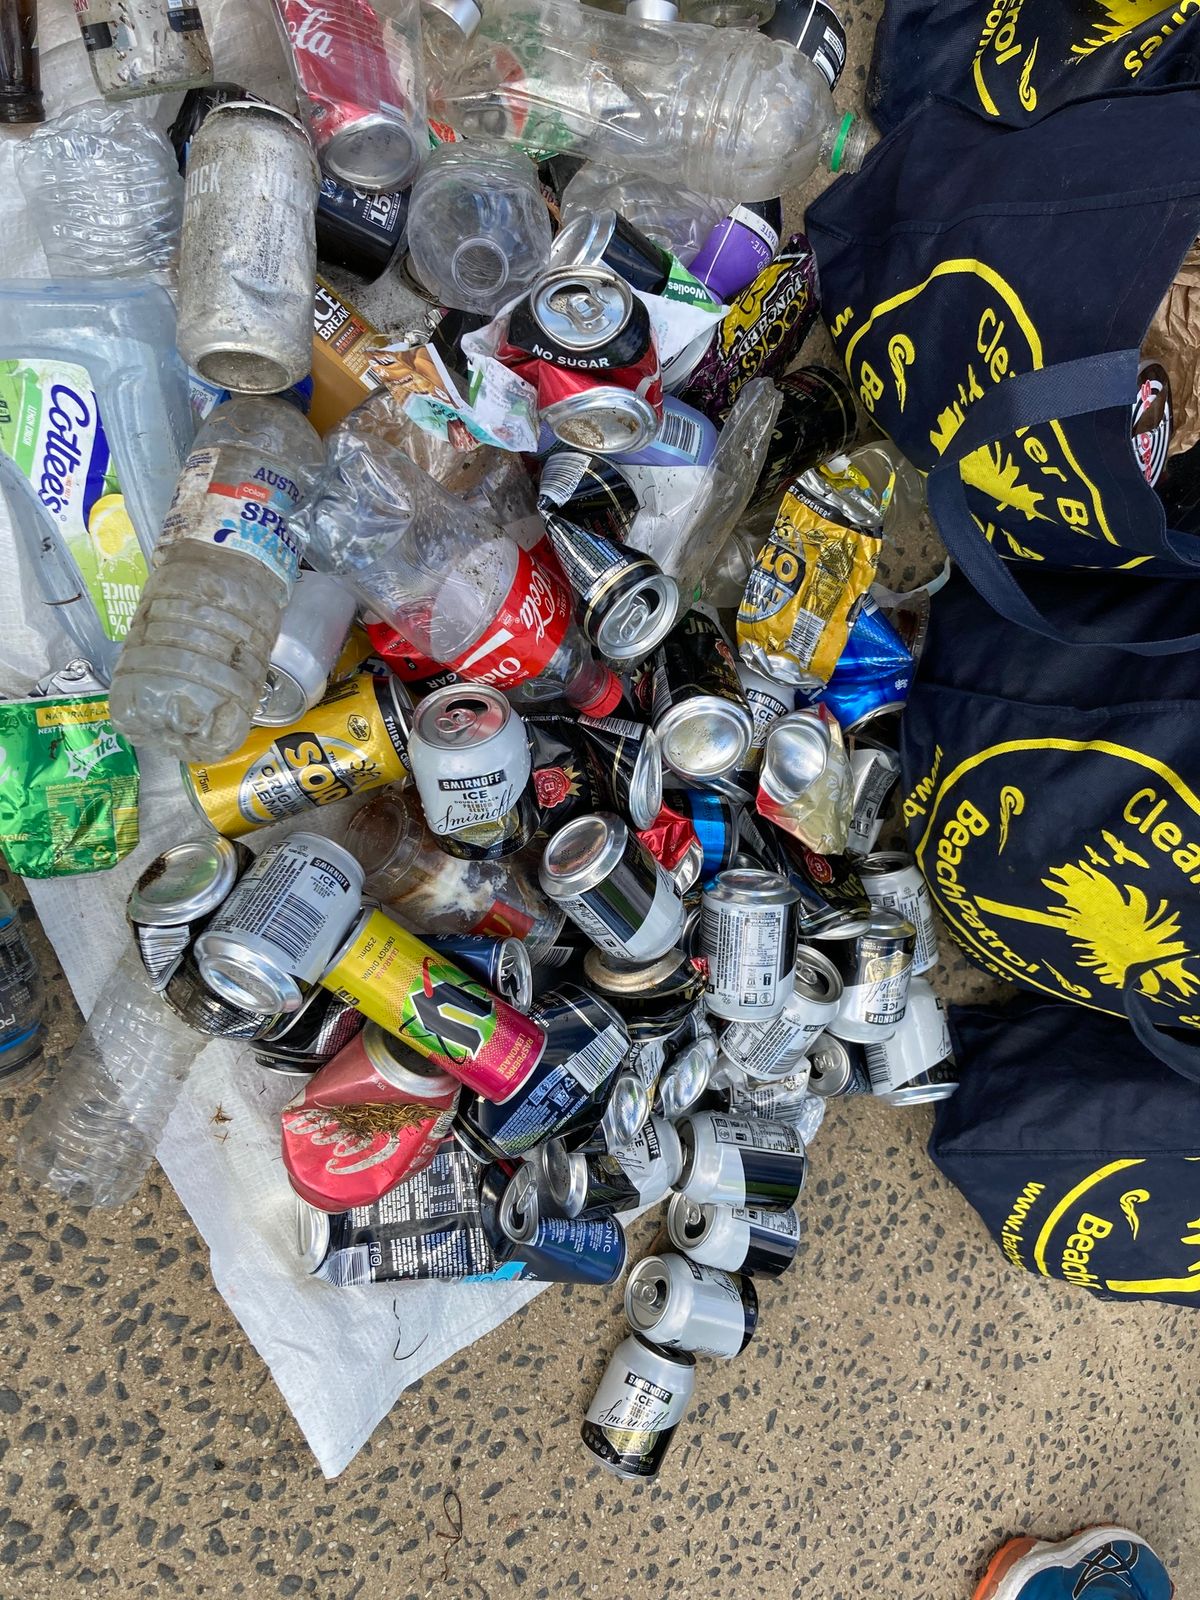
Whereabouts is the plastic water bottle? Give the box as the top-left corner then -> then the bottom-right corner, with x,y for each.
16,945 -> 204,1210
73,0 -> 213,102
0,889 -> 43,1084
435,0 -> 867,199
14,105 -> 184,288
109,395 -> 325,763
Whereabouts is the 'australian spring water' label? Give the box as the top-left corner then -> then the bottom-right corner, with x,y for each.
158,445 -> 303,585
0,359 -> 148,642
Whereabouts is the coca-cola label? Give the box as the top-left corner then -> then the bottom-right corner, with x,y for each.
282,1099 -> 457,1212
444,549 -> 572,689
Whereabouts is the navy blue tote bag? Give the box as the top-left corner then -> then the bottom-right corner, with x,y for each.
933,997 -> 1200,1305
869,0 -> 1200,132
806,87 -> 1200,654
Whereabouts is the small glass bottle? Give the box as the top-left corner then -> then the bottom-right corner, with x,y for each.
74,0 -> 214,102
0,0 -> 42,124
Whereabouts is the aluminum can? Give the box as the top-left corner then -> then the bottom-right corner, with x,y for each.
254,987 -> 366,1073
815,598 -> 913,732
816,909 -> 915,1043
581,946 -> 707,1043
481,1162 -> 627,1284
736,661 -> 794,777
537,450 -> 641,545
608,398 -> 719,469
543,1115 -> 682,1218
277,0 -> 425,191
625,1252 -> 758,1359
454,985 -> 629,1161
178,101 -> 319,394
666,1193 -> 801,1279
675,1111 -> 807,1210
194,833 -> 363,1014
550,208 -> 673,295
588,1069 -> 654,1152
539,812 -> 685,963
407,684 -> 536,860
1133,360 -> 1172,487
859,852 -> 939,975
807,1033 -> 871,1097
281,1022 -> 461,1210
700,868 -> 800,1023
257,571 -> 359,728
688,200 -> 783,304
709,1068 -> 813,1119
320,907 -> 546,1101
717,945 -> 841,1079
637,803 -> 704,895
581,1334 -> 695,1481
636,610 -> 754,784
577,715 -> 664,832
654,1031 -> 718,1120
185,671 -> 413,837
846,741 -> 900,858
749,366 -> 858,512
763,0 -> 848,86
863,976 -> 959,1106
163,953 -> 282,1039
423,934 -> 533,1011
658,788 -> 741,880
537,508 -> 679,662
126,835 -> 252,990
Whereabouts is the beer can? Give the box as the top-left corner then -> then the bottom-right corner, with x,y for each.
194,833 -> 364,1014
314,174 -> 409,282
717,945 -> 841,1079
185,670 -> 413,838
543,1114 -> 682,1218
538,508 -> 680,662
550,208 -> 672,296
637,610 -> 754,784
539,812 -> 685,963
406,685 -> 536,860
257,571 -> 360,728
577,714 -> 664,831
846,741 -> 901,858
807,1033 -> 870,1097
423,934 -> 533,1011
675,1111 -> 807,1210
582,946 -> 707,1042
163,953 -> 282,1039
859,852 -> 939,974
454,984 -> 629,1160
319,906 -> 546,1101
537,450 -> 641,546
482,1162 -> 628,1284
666,1193 -> 801,1279
700,869 -> 800,1023
625,1252 -> 758,1360
178,101 -> 319,394
126,835 -> 252,990
281,1022 -> 461,1210
581,1334 -> 695,1481
863,976 -> 959,1106
254,986 -> 365,1073
749,366 -> 858,512
815,909 -> 915,1043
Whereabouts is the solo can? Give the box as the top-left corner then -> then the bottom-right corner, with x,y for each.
581,1334 -> 695,1481
666,1193 -> 801,1279
701,868 -> 799,1022
624,1252 -> 759,1359
539,812 -> 685,963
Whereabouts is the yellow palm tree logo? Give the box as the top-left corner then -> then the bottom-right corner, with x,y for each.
977,859 -> 1199,1002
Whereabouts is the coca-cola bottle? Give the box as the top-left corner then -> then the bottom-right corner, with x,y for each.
293,390 -> 622,713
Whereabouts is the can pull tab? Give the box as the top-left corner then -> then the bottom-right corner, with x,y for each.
548,286 -> 609,335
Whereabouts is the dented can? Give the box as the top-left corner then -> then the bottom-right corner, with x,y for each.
716,945 -> 841,1080
859,852 -> 939,975
814,909 -> 915,1043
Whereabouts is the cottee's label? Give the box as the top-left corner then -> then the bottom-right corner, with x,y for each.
0,358 -> 148,642
321,909 -> 545,1102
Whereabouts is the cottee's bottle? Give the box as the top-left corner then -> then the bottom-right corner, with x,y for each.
109,395 -> 325,763
294,390 -> 621,714
434,0 -> 866,200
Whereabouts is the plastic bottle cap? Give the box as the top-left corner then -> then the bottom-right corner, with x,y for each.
577,667 -> 624,718
829,113 -> 856,174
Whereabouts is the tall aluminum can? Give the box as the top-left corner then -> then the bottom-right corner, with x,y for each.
178,101 -> 319,395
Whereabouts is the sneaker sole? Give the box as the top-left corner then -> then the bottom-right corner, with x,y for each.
972,1526 -> 1162,1600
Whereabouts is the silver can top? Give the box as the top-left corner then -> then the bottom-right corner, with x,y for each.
865,907 -> 917,945
666,1192 -> 712,1249
128,836 -> 244,928
657,1035 -> 716,1118
624,1255 -> 675,1335
792,946 -> 843,1006
813,912 -> 875,943
163,956 -> 282,1039
594,570 -> 680,663
196,933 -> 303,1015
362,1021 -> 459,1099
549,210 -> 619,273
531,265 -> 634,351
421,0 -> 483,39
543,389 -> 660,454
600,1071 -> 652,1151
412,684 -> 513,752
255,664 -> 313,729
759,712 -> 832,803
324,111 -> 422,193
657,695 -> 753,782
539,812 -> 628,900
807,1036 -> 855,1097
628,726 -> 664,831
295,1196 -> 331,1274
497,937 -> 534,1012
859,850 -> 917,881
498,1162 -> 541,1245
543,1138 -> 588,1218
705,867 -> 798,909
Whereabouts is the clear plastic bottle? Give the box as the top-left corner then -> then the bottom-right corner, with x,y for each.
435,0 -> 867,199
0,888 -> 44,1084
295,393 -> 621,712
406,145 -> 553,315
73,0 -> 214,102
109,395 -> 325,763
559,164 -> 727,264
14,105 -> 184,289
345,787 -> 566,952
0,281 -> 193,681
421,0 -> 482,86
16,945 -> 204,1209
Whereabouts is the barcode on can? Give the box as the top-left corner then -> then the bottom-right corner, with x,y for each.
259,893 -> 328,963
863,1041 -> 896,1092
570,1022 -> 631,1092
785,608 -> 827,669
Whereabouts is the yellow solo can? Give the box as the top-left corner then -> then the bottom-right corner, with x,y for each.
185,671 -> 412,837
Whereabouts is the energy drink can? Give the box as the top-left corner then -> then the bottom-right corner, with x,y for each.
543,1114 -> 683,1217
717,945 -> 841,1079
257,571 -> 359,728
750,366 -> 858,512
675,1111 -> 807,1210
700,869 -> 800,1023
424,935 -> 533,1011
538,508 -> 680,662
178,101 -> 319,394
666,1193 -> 801,1279
126,835 -> 252,990
845,740 -> 901,858
688,200 -> 783,304
815,909 -> 915,1043
194,833 -> 364,1014
807,1033 -> 870,1097
581,1334 -> 695,1481
185,670 -> 413,837
482,1161 -> 628,1284
406,685 -> 536,860
863,977 -> 959,1106
539,813 -> 685,963
859,852 -> 939,974
581,946 -> 707,1042
637,610 -> 754,784
624,1253 -> 758,1359
577,715 -> 664,831
319,907 -> 547,1102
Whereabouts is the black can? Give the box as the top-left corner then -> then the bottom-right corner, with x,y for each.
539,508 -> 679,663
807,1033 -> 871,1097
813,910 -> 916,1043
675,1111 -> 807,1210
480,1162 -> 628,1283
762,0 -> 848,88
634,611 -> 754,786
542,1112 -> 683,1218
254,988 -> 366,1074
551,208 -> 673,296
582,945 -> 707,1043
739,812 -> 871,929
508,266 -> 655,373
527,715 -> 604,838
537,450 -> 641,545
578,713 -> 664,832
750,366 -> 858,513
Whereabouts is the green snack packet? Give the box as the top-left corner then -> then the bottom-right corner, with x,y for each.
0,694 -> 139,877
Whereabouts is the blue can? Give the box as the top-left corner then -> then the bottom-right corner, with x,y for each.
608,397 -> 719,468
807,596 -> 913,732
660,787 -> 741,881
480,1162 -> 628,1283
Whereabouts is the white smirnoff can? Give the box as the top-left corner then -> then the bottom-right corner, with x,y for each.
407,684 -> 534,858
863,976 -> 959,1105
859,851 -> 939,974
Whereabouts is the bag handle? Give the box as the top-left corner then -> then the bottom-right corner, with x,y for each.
1124,987 -> 1200,1085
926,349 -> 1200,656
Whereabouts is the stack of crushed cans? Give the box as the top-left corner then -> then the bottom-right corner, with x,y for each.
0,0 -> 956,1482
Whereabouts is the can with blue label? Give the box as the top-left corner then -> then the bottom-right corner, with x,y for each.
480,1161 -> 628,1283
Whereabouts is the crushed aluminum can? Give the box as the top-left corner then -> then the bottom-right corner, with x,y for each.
127,835 -> 253,990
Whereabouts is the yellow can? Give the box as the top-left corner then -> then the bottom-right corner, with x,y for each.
185,671 -> 411,837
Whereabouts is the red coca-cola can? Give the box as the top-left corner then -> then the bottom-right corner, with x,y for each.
281,1021 -> 461,1211
503,265 -> 662,454
276,0 -> 424,192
